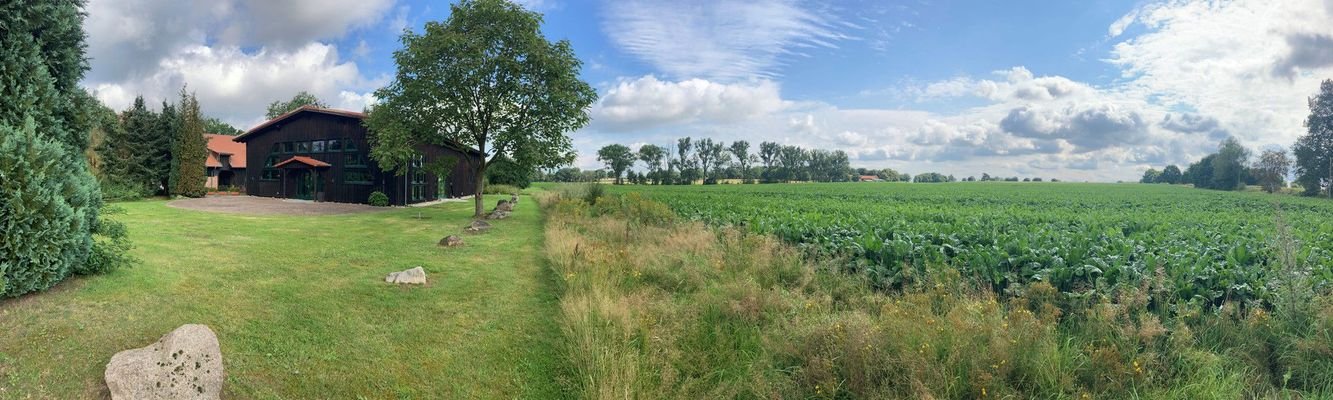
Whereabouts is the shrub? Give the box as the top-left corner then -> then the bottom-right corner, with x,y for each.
583,183 -> 605,205
482,184 -> 521,196
80,205 -> 135,275
99,178 -> 152,202
368,191 -> 390,207
0,119 -> 98,297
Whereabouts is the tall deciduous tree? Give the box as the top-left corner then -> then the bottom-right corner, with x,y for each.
1140,168 -> 1161,184
759,141 -> 780,182
1294,80 -> 1333,197
1159,165 -> 1182,184
637,144 -> 666,184
366,0 -> 596,216
266,91 -> 327,119
596,144 -> 636,185
172,90 -> 208,197
1254,149 -> 1292,194
675,137 -> 697,184
1211,137 -> 1251,191
728,140 -> 752,183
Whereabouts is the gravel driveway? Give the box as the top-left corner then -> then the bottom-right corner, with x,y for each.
166,195 -> 387,216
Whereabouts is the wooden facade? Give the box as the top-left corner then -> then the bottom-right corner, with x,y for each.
233,106 -> 480,205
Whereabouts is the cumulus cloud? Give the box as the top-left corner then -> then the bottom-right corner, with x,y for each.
81,0 -> 391,129
1000,104 -> 1150,152
590,76 -> 787,131
601,0 -> 851,81
1274,34 -> 1333,79
1108,0 -> 1333,148
914,67 -> 1094,103
88,43 -> 384,130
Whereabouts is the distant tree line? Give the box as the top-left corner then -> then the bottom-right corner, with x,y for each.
590,138 -> 856,184
1140,78 -> 1333,196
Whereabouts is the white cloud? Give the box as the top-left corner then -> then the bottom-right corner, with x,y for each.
88,43 -> 383,130
590,76 -> 787,131
601,0 -> 851,81
1108,0 -> 1333,148
81,0 -> 392,129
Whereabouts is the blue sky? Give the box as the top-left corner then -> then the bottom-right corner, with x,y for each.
81,0 -> 1333,181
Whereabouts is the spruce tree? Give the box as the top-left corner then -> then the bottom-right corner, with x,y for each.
0,0 -> 112,297
172,90 -> 208,197
155,101 -> 180,194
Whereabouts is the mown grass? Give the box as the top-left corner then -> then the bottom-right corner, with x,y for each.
0,196 -> 568,399
537,185 -> 1333,399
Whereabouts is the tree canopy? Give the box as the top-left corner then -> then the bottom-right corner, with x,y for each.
266,91 -> 327,119
597,144 -> 635,185
365,0 -> 596,216
1294,79 -> 1333,197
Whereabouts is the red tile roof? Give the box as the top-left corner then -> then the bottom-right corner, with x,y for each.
233,105 -> 367,142
205,133 -> 247,168
274,155 -> 332,168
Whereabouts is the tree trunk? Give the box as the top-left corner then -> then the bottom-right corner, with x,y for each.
474,166 -> 486,218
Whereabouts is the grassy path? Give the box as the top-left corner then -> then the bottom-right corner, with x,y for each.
0,196 -> 567,399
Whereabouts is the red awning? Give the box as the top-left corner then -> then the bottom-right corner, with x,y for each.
274,156 -> 332,168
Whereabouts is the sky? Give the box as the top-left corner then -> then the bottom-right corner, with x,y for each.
80,0 -> 1333,181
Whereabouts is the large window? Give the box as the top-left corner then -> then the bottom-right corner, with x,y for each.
312,140 -> 325,153
281,142 -> 294,153
410,156 -> 429,202
344,168 -> 372,185
296,141 -> 310,153
343,140 -> 359,152
327,139 -> 341,152
344,153 -> 367,167
261,169 -> 280,181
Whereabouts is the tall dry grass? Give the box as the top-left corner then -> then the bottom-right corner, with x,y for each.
537,187 -> 1333,399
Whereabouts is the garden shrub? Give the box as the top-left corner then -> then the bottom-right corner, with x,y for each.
0,119 -> 97,297
368,191 -> 390,207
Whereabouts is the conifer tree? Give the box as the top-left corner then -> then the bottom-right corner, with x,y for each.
172,90 -> 208,197
0,0 -> 119,297
155,101 -> 180,194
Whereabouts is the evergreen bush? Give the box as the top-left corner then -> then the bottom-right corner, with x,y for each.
368,191 -> 390,207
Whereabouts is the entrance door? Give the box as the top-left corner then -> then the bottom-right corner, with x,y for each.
294,171 -> 315,200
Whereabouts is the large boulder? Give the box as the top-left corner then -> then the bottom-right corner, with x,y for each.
438,235 -> 463,247
385,266 -> 427,284
495,200 -> 513,212
104,324 -> 224,400
464,220 -> 492,233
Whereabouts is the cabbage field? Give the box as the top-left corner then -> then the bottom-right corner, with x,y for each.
617,182 -> 1333,306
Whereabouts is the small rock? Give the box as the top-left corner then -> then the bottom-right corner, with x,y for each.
438,235 -> 463,247
464,220 -> 492,233
105,324 -> 224,400
486,210 -> 510,220
385,266 -> 427,284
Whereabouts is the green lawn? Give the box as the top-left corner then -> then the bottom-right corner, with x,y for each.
0,196 -> 567,399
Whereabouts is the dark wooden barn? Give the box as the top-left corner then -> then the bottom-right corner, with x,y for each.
232,106 -> 480,205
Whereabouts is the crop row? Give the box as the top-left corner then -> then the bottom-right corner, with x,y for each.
619,183 -> 1333,306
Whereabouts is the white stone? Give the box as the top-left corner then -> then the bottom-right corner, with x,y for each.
105,324 -> 224,400
386,266 -> 427,284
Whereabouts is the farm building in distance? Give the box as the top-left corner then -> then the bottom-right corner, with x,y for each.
205,133 -> 247,189
232,106 -> 480,205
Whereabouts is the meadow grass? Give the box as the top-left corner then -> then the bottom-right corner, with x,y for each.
0,196 -> 568,399
537,185 -> 1333,399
